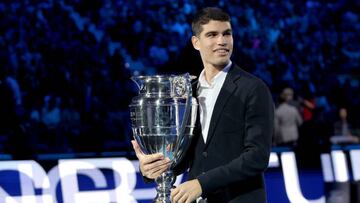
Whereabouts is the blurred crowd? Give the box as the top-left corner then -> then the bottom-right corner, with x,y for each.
0,0 -> 359,159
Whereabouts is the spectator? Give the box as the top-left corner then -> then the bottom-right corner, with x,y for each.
274,87 -> 303,147
330,107 -> 359,144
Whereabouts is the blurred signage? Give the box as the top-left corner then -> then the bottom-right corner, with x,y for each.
0,150 -> 359,203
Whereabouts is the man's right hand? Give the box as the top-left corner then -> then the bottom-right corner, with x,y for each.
131,140 -> 171,179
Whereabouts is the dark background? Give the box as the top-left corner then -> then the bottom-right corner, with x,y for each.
0,0 -> 359,165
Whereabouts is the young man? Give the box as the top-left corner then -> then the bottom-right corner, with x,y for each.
132,7 -> 274,202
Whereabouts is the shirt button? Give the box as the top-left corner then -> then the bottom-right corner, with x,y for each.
202,151 -> 208,158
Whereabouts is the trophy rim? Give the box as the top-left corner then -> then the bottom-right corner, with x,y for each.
129,103 -> 198,107
131,74 -> 197,80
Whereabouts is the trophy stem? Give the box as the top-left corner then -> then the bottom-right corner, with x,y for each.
153,170 -> 175,203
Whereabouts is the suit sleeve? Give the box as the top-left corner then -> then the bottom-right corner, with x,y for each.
197,81 -> 274,197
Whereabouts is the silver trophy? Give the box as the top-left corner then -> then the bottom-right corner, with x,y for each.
129,73 -> 198,203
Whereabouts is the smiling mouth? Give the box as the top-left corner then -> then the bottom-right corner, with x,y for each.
214,48 -> 229,54
214,48 -> 229,53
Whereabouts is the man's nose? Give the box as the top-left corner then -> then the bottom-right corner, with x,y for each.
217,35 -> 227,45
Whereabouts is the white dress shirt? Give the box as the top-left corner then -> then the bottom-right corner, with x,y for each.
197,62 -> 232,143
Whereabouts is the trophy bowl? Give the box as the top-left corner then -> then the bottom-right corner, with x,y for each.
129,73 -> 198,203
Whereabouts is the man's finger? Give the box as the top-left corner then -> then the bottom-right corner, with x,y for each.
152,164 -> 170,178
142,153 -> 165,164
170,187 -> 179,202
131,140 -> 144,157
172,189 -> 183,203
178,193 -> 188,203
144,159 -> 169,175
146,157 -> 171,169
146,161 -> 170,179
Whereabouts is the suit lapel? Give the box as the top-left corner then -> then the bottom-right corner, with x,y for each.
205,65 -> 241,148
191,79 -> 205,145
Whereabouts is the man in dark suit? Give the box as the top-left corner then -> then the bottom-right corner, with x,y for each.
132,7 -> 274,203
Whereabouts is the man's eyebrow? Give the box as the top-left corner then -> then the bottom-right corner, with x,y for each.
204,31 -> 219,35
204,29 -> 232,35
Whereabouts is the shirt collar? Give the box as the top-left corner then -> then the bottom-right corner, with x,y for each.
198,61 -> 232,88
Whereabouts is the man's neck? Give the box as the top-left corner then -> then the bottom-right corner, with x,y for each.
204,66 -> 221,83
203,63 -> 230,83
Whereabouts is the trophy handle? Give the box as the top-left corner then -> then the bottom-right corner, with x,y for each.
171,73 -> 193,166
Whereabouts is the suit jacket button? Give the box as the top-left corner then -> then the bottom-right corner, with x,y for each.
202,151 -> 208,158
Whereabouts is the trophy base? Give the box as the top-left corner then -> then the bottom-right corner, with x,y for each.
153,170 -> 175,203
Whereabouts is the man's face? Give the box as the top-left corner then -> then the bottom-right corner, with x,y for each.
192,20 -> 233,68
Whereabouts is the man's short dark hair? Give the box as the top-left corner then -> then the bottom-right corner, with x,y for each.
191,7 -> 231,36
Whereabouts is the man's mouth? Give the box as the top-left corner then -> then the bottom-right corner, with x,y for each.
213,48 -> 229,54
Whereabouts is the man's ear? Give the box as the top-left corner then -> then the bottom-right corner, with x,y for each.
191,36 -> 200,50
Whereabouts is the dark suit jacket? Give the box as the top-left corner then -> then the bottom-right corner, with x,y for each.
174,64 -> 274,203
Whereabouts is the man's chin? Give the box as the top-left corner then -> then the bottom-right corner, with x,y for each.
214,59 -> 230,67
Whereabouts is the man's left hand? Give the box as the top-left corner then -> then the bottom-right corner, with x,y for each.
170,179 -> 202,203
